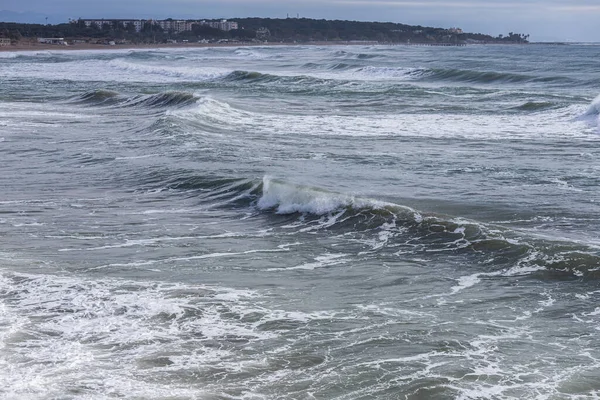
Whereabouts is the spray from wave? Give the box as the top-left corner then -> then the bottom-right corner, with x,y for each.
257,176 -> 420,218
578,94 -> 600,129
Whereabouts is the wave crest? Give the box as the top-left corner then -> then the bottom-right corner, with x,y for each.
73,89 -> 120,105
71,90 -> 199,109
258,177 -> 420,219
254,177 -> 600,279
576,94 -> 600,129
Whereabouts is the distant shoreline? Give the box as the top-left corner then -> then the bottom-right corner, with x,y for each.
0,41 -> 384,53
0,40 -> 540,53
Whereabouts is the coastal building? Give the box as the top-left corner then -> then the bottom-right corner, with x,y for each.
37,37 -> 68,45
0,38 -> 11,47
78,19 -> 145,32
76,18 -> 238,34
155,20 -> 195,34
198,20 -> 238,31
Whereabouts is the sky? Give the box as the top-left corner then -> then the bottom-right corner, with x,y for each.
1,0 -> 600,42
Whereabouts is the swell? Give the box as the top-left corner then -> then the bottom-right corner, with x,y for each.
255,178 -> 600,280
422,68 -> 575,85
70,90 -> 200,109
511,101 -> 561,112
223,66 -> 577,88
71,89 -> 121,106
127,172 -> 600,280
130,170 -> 261,208
223,70 -> 332,87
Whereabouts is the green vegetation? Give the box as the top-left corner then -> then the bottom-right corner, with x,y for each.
0,18 -> 529,45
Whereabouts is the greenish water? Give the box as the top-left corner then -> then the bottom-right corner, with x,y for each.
1,44 -> 600,399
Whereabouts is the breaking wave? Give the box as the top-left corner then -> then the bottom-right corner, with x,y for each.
126,172 -> 600,280
258,176 -> 420,218
303,65 -> 576,85
575,94 -> 600,128
108,59 -> 231,81
254,177 -> 600,279
223,70 -> 332,88
581,94 -> 600,117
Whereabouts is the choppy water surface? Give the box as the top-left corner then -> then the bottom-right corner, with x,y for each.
2,44 -> 600,399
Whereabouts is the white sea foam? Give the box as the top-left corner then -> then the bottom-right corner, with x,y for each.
108,59 -> 231,82
573,93 -> 600,133
234,48 -> 270,60
351,65 -> 428,80
0,270 -> 276,398
582,94 -> 600,117
169,95 -> 598,140
257,176 -> 416,217
289,64 -> 428,82
450,273 -> 482,294
1,57 -> 231,83
266,253 -> 349,271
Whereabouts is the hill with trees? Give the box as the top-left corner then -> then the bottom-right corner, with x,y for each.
0,17 -> 529,45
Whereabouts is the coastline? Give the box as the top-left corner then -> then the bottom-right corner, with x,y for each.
0,40 -> 379,53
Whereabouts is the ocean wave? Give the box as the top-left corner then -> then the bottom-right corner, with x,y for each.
0,52 -> 18,59
356,53 -> 380,60
224,66 -> 419,84
72,89 -> 121,106
222,70 -> 333,88
282,64 -> 574,85
166,95 -> 589,139
125,91 -> 199,108
582,94 -> 600,117
332,65 -> 574,85
575,94 -> 600,128
233,48 -> 272,60
70,90 -> 200,109
108,59 -> 231,81
423,68 -> 574,85
329,62 -> 354,70
511,101 -> 560,112
223,70 -> 278,82
355,66 -> 426,80
115,168 -> 600,279
258,176 -> 420,218
254,177 -> 600,279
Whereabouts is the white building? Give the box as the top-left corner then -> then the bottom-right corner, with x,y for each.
219,20 -> 238,31
79,19 -> 146,33
37,37 -> 68,45
155,20 -> 195,34
199,20 -> 238,31
76,18 -> 237,34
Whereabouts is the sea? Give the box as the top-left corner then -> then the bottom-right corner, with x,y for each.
1,43 -> 600,399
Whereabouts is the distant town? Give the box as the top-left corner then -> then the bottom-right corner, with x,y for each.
79,18 -> 239,34
0,17 -> 530,48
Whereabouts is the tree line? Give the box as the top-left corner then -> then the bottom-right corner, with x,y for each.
0,18 -> 529,44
